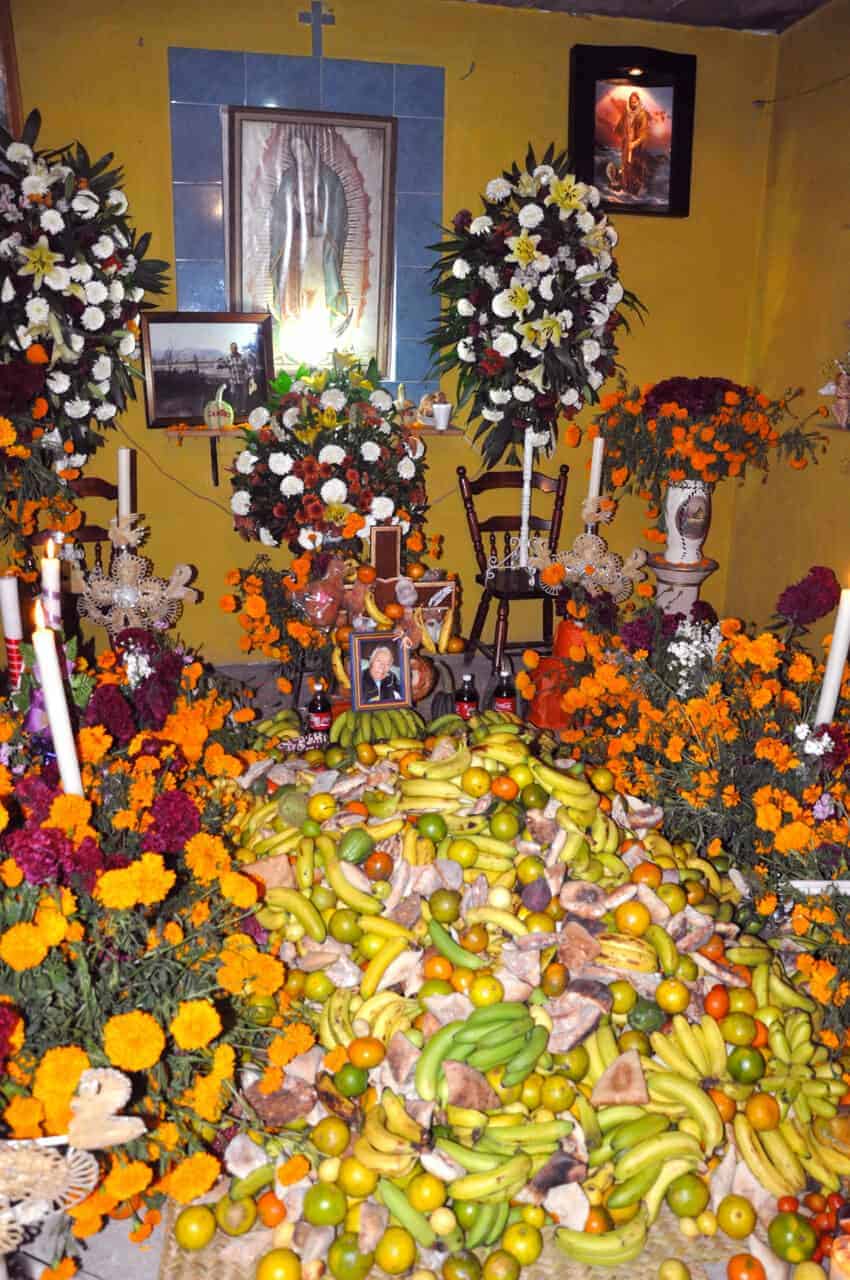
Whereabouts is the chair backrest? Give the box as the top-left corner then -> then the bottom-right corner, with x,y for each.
30,475 -> 118,553
457,464 -> 569,576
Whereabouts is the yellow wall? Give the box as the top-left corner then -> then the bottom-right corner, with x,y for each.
11,0 -> 778,661
726,0 -> 850,637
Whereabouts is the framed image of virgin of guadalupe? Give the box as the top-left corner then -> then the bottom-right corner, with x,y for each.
226,107 -> 396,374
569,45 -> 696,218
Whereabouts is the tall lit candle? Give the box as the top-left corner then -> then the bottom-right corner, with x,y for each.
587,436 -> 605,505
814,583 -> 850,726
117,447 -> 133,519
31,602 -> 83,795
0,574 -> 23,686
40,539 -> 62,631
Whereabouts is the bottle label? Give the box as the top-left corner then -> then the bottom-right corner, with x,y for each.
455,698 -> 478,721
493,695 -> 516,713
308,711 -> 332,733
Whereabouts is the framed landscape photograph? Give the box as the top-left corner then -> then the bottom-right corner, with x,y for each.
0,1 -> 22,138
140,311 -> 274,428
226,107 -> 396,375
569,45 -> 696,218
350,631 -> 411,712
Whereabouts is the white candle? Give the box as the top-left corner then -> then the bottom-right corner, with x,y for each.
587,435 -> 605,505
117,447 -> 133,519
32,603 -> 83,795
0,575 -> 22,640
40,539 -> 62,631
814,586 -> 850,726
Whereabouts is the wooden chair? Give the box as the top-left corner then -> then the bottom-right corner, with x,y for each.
31,476 -> 118,572
457,463 -> 569,670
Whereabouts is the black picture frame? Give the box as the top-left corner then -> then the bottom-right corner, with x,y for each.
140,311 -> 274,428
349,630 -> 411,712
569,45 -> 696,218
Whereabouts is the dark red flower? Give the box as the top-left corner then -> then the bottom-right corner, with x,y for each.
144,791 -> 201,854
775,566 -> 840,630
84,685 -> 136,745
4,825 -> 73,884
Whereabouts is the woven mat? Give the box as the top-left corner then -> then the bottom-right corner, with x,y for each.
159,1198 -> 738,1280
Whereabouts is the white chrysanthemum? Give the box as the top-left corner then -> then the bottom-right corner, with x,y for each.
40,209 -> 64,234
72,191 -> 100,220
6,143 -> 32,163
561,388 -> 581,407
230,491 -> 251,515
13,327 -> 31,350
452,258 -> 472,280
118,333 -> 136,357
582,338 -> 601,364
296,527 -> 321,551
589,303 -> 609,329
0,234 -> 21,260
369,389 -> 393,412
361,441 -> 381,462
558,309 -> 574,331
91,235 -> 114,259
588,369 -> 604,390
492,333 -> 518,357
513,386 -> 534,403
69,333 -> 84,352
406,436 -> 425,460
63,452 -> 88,470
106,188 -> 128,214
44,265 -> 70,292
280,475 -> 304,497
533,164 -> 555,187
479,265 -> 500,289
21,173 -> 49,199
108,280 -> 125,303
397,457 -> 415,480
268,452 -> 294,475
92,355 -> 112,381
282,406 -> 301,429
485,178 -> 512,202
320,388 -> 346,412
235,450 -> 257,474
85,281 -> 108,305
248,406 -> 270,429
320,478 -> 348,505
470,216 -> 493,236
81,306 -> 105,331
481,408 -> 504,422
575,264 -> 597,283
94,402 -> 117,421
607,281 -> 624,307
575,210 -> 595,233
95,380 -> 110,396
518,203 -> 544,229
25,298 -> 49,326
457,299 -> 475,317
539,274 -> 554,302
587,186 -> 601,207
457,338 -> 476,363
490,389 -> 512,405
371,495 -> 395,520
69,262 -> 93,283
258,527 -> 278,547
319,444 -> 345,466
129,286 -> 144,302
46,371 -> 71,394
65,398 -> 91,419
0,278 -> 13,304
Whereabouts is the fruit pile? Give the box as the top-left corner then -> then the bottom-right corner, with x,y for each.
179,711 -> 850,1280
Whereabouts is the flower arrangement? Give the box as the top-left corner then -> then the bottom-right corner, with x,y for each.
523,567 -> 850,1019
429,144 -> 643,467
0,629 -> 311,1238
229,356 -> 428,555
592,376 -> 827,541
0,111 -> 167,550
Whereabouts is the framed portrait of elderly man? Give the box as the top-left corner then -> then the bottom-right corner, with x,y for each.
227,107 -> 396,374
350,631 -> 411,712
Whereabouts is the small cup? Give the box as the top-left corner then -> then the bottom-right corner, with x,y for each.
432,402 -> 452,431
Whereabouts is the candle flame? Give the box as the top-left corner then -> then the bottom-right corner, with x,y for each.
34,600 -> 45,630
46,539 -> 55,560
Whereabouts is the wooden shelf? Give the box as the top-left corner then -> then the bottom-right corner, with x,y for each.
412,424 -> 465,437
165,427 -> 244,443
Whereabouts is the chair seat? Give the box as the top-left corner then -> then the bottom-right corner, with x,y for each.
474,569 -> 553,599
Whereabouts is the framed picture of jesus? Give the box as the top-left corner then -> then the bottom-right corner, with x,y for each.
569,45 -> 696,218
226,107 -> 396,375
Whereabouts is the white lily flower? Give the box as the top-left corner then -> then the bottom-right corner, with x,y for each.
470,216 -> 493,236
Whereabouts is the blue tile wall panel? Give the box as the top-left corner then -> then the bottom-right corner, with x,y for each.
245,53 -> 321,110
169,48 -> 245,105
170,50 -> 444,386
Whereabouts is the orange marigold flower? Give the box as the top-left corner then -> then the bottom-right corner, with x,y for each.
33,1045 -> 90,1134
277,1154 -> 310,1187
103,1011 -> 166,1072
323,1046 -> 348,1073
169,1000 -> 222,1051
219,594 -> 238,613
540,563 -> 566,587
95,865 -> 141,911
164,1152 -> 221,1204
0,922 -> 48,970
756,893 -> 778,915
219,869 -> 258,909
268,1022 -> 316,1067
103,1158 -> 153,1202
523,649 -> 541,670
78,725 -> 113,764
0,857 -> 22,887
185,832 -> 231,883
4,1095 -> 44,1138
243,594 -> 267,620
26,343 -> 50,365
0,418 -> 16,449
46,794 -> 92,836
40,1257 -> 78,1279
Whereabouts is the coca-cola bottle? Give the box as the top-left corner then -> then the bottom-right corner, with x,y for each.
491,665 -> 517,714
306,679 -> 332,739
455,672 -> 479,721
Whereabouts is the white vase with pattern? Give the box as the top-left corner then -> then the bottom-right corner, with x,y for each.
663,479 -> 712,565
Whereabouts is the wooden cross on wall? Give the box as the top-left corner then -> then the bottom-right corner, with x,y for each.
299,0 -> 335,56
369,525 -> 457,615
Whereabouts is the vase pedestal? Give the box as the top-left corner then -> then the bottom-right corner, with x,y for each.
649,554 -> 718,615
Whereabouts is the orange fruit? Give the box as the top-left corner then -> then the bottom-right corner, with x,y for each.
707,1087 -> 736,1124
334,625 -> 352,645
348,1036 -> 386,1069
384,602 -> 405,621
630,861 -> 662,889
257,1191 -> 287,1228
407,563 -> 426,581
613,900 -> 651,937
447,636 -> 466,653
745,1092 -> 780,1131
357,565 -> 377,583
491,775 -> 520,802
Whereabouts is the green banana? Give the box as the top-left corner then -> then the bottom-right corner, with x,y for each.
614,1131 -> 704,1182
448,1154 -> 532,1202
264,887 -> 326,942
428,919 -> 487,971
605,1161 -> 660,1210
500,1025 -> 550,1087
414,1021 -> 464,1101
377,1180 -> 436,1246
643,924 -> 680,976
609,1113 -> 670,1153
646,1074 -> 724,1153
556,1207 -> 648,1265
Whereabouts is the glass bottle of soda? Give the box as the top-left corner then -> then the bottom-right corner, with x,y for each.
307,679 -> 332,738
492,664 -> 517,715
455,672 -> 479,721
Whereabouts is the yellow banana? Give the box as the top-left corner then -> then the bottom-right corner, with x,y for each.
437,604 -> 456,654
264,887 -> 326,942
464,907 -> 528,937
415,607 -> 437,653
360,937 -> 409,998
358,916 -> 416,943
331,645 -> 351,690
382,1090 -> 423,1145
364,590 -> 394,628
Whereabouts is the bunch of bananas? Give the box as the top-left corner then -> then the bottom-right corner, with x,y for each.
231,796 -> 304,863
646,1012 -> 728,1082
252,707 -> 302,741
353,1090 -> 425,1178
763,1013 -> 845,1123
330,706 -> 426,747
413,602 -> 456,654
414,1004 -> 549,1104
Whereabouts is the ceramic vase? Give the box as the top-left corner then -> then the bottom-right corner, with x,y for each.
663,479 -> 712,565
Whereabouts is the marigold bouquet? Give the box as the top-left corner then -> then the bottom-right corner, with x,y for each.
230,357 -> 427,555
524,568 -> 850,1018
593,376 -> 827,540
0,111 -> 167,549
0,629 -> 311,1238
429,144 -> 643,467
